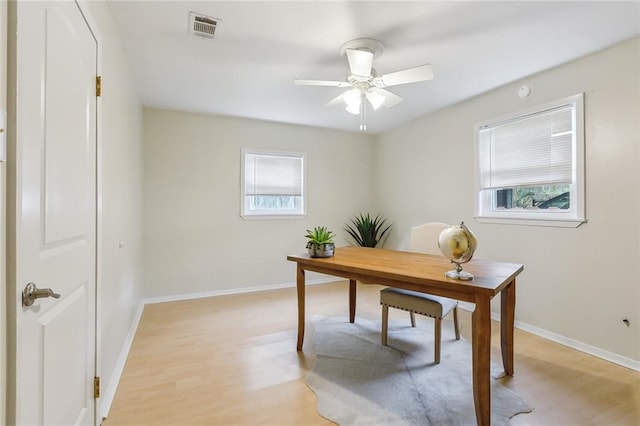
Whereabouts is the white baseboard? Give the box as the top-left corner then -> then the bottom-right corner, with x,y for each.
458,302 -> 639,372
142,277 -> 338,305
512,317 -> 640,372
101,302 -> 145,419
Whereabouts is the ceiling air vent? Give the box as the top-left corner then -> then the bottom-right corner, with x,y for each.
189,12 -> 220,39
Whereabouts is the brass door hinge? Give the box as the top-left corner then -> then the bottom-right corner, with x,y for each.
96,76 -> 102,97
94,376 -> 100,398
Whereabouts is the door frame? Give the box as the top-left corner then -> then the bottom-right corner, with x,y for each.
5,0 -> 103,424
1,0 -> 8,422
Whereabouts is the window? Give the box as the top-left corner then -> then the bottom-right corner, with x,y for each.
474,93 -> 585,227
241,148 -> 306,218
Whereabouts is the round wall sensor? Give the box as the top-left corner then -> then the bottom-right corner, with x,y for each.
518,85 -> 533,99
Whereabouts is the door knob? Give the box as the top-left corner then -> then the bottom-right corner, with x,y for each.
22,282 -> 61,307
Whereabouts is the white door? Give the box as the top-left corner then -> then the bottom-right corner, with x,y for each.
13,0 -> 98,424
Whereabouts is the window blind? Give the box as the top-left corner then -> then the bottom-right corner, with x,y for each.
244,153 -> 303,196
478,105 -> 574,190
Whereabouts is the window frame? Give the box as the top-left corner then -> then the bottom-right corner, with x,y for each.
474,93 -> 586,228
240,148 -> 307,220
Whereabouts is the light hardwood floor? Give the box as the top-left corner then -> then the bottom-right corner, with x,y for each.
104,281 -> 640,425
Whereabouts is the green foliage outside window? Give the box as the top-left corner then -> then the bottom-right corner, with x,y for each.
496,184 -> 570,210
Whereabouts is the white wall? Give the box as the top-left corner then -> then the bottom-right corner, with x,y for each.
84,1 -> 145,417
375,38 -> 640,363
143,109 -> 374,298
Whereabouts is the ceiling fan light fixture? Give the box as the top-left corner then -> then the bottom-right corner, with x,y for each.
365,89 -> 385,110
294,37 -> 433,130
345,103 -> 361,115
344,89 -> 362,114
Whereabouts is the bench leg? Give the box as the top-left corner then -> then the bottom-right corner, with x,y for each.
381,305 -> 389,345
434,317 -> 442,364
453,306 -> 460,340
410,311 -> 416,327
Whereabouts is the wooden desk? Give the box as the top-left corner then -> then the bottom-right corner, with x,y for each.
287,246 -> 524,426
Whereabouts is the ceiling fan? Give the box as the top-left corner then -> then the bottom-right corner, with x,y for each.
294,38 -> 434,130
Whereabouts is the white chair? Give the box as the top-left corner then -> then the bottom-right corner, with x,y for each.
380,222 -> 460,364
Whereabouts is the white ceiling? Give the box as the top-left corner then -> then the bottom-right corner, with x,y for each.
107,1 -> 640,134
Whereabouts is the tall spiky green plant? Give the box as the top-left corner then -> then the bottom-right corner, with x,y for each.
344,213 -> 392,248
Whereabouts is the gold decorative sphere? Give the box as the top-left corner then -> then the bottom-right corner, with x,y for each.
438,222 -> 477,280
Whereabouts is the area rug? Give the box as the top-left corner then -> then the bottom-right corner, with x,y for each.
305,316 -> 532,426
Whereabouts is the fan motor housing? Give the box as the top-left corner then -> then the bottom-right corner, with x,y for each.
339,38 -> 384,59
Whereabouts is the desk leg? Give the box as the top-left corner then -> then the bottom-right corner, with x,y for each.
349,279 -> 357,323
472,295 -> 491,426
296,265 -> 305,351
501,279 -> 516,376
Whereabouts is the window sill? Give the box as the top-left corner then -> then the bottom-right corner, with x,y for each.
474,216 -> 586,228
241,213 -> 307,221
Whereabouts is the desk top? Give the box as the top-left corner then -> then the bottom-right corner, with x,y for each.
288,246 -> 524,301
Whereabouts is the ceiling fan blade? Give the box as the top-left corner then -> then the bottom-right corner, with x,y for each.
294,79 -> 350,87
326,93 -> 346,107
346,49 -> 373,77
379,64 -> 434,87
372,88 -> 404,108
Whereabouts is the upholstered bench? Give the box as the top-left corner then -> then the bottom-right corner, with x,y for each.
380,287 -> 460,364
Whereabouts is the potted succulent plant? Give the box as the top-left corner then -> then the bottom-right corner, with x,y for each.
305,226 -> 335,258
345,213 -> 392,248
